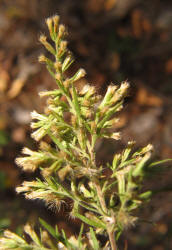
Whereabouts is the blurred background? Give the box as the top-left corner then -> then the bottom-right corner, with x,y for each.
1,0 -> 172,249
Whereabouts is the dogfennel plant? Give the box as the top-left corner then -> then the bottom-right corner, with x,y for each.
0,15 -> 170,250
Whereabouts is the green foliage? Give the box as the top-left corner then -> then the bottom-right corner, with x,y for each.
0,218 -> 11,234
0,15 -> 170,250
0,171 -> 7,190
0,130 -> 9,146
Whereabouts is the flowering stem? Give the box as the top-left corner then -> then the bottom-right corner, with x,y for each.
93,178 -> 117,250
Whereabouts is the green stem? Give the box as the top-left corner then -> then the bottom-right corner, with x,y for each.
93,178 -> 117,250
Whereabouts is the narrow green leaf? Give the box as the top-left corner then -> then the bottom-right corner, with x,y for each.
90,227 -> 100,250
72,84 -> 81,118
39,218 -> 57,239
116,230 -> 122,241
112,154 -> 121,170
74,212 -> 106,229
48,132 -> 72,156
139,190 -> 152,199
78,224 -> 84,248
117,174 -> 125,195
62,57 -> 74,72
121,147 -> 132,162
39,218 -> 69,247
149,159 -> 172,167
97,101 -> 122,130
46,65 -> 55,79
132,153 -> 151,177
119,158 -> 136,169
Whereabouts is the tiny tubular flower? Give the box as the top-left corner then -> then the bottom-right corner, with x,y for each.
39,35 -> 55,55
145,143 -> 154,152
119,81 -> 130,95
46,17 -> 53,33
62,55 -> 72,72
41,168 -> 53,178
71,68 -> 86,82
58,24 -> 65,38
99,84 -> 117,108
24,224 -> 38,241
103,117 -> 120,128
16,185 -> 30,193
54,61 -> 62,71
107,85 -> 118,95
38,54 -> 47,63
3,230 -> 19,240
1,229 -> 27,246
15,157 -> 37,172
53,15 -> 60,33
22,147 -> 34,155
111,132 -> 121,140
55,73 -> 61,81
79,84 -> 92,95
63,79 -> 71,88
22,180 -> 38,187
39,90 -> 54,97
31,127 -> 46,141
135,144 -> 154,156
39,141 -> 51,151
41,230 -> 55,248
39,34 -> 47,44
80,84 -> 96,99
31,110 -> 47,121
60,40 -> 67,50
58,242 -> 65,249
26,191 -> 45,200
116,104 -> 123,112
128,140 -> 136,146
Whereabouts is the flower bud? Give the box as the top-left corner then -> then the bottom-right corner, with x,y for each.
54,61 -> 62,71
71,68 -> 86,82
53,15 -> 60,33
46,17 -> 53,34
62,55 -> 73,72
39,35 -> 55,55
119,81 -> 130,95
22,147 -> 34,155
31,110 -> 46,121
111,132 -> 121,140
55,73 -> 61,81
58,24 -> 65,38
31,127 -> 46,141
38,54 -> 47,63
39,34 -> 47,44
79,84 -> 92,95
58,41 -> 68,57
99,85 -> 117,108
63,79 -> 71,88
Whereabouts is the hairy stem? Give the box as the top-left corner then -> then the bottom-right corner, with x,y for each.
93,178 -> 117,250
107,227 -> 117,250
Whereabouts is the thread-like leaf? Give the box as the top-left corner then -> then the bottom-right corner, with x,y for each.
90,228 -> 100,250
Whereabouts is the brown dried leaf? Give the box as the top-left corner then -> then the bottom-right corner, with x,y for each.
110,52 -> 120,71
136,87 -> 163,107
131,9 -> 143,38
104,0 -> 117,11
86,0 -> 104,13
7,78 -> 25,99
165,58 -> 172,74
0,69 -> 9,93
